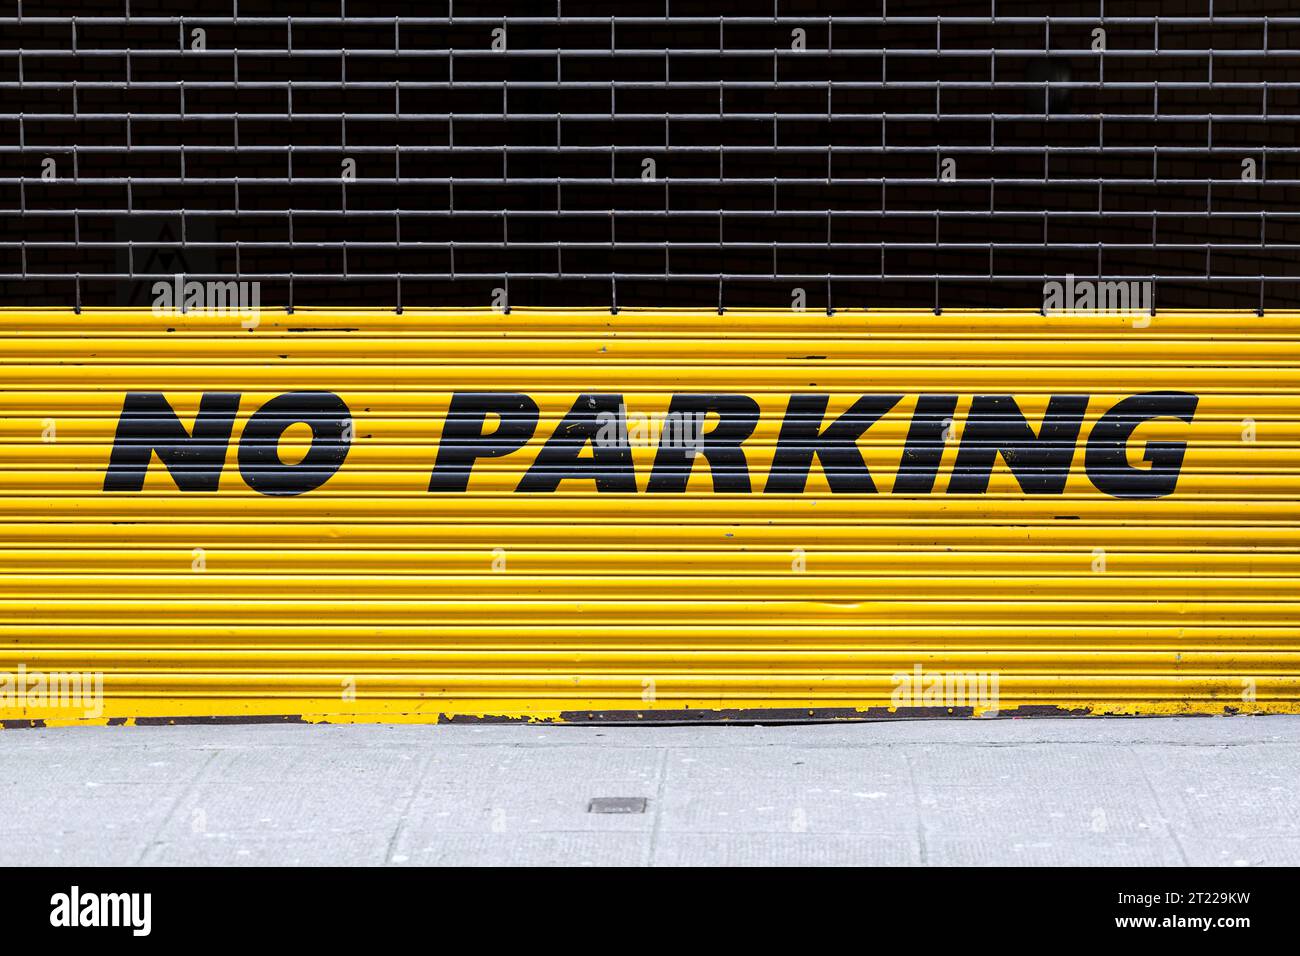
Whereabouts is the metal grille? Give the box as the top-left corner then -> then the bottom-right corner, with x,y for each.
3,0 -> 1298,311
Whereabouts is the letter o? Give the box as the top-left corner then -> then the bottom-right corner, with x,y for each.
238,391 -> 353,496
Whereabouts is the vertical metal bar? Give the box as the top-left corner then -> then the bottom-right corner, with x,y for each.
448,5 -> 455,285
1261,15 -> 1269,313
716,13 -> 724,314
394,20 -> 402,314
1150,13 -> 1159,321
608,13 -> 616,312
933,14 -> 941,315
772,3 -> 779,288
285,17 -> 294,312
826,16 -> 834,314
556,18 -> 564,289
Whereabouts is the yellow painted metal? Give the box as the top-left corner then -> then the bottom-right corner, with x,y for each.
1,307 -> 1297,725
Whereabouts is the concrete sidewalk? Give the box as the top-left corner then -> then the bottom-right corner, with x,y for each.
2,717 -> 1298,866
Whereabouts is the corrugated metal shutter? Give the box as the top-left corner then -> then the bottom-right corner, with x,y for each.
1,307 -> 1296,724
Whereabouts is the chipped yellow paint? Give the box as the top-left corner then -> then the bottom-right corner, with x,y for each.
1,308 -> 1298,726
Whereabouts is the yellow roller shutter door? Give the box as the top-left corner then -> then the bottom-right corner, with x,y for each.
1,308 -> 1296,724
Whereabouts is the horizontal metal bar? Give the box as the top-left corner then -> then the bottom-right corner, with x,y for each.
4,47 -> 1297,58
6,112 -> 1294,122
3,16 -> 1298,25
7,145 -> 1300,156
5,80 -> 1297,91
8,209 -> 1296,220
8,241 -> 1295,251
10,178 -> 1298,187
5,273 -> 1293,283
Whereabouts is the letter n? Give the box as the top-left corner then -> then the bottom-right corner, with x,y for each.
103,392 -> 241,491
947,394 -> 1089,495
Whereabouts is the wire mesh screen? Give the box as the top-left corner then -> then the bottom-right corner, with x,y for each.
2,1 -> 1298,311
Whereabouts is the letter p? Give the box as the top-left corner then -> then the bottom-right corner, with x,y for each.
428,392 -> 540,492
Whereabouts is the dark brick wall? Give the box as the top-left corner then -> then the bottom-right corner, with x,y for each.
2,0 -> 1297,309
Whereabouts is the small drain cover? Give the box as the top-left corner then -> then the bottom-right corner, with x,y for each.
587,797 -> 647,814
